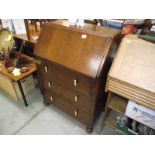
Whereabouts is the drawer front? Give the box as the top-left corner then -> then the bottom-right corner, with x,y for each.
43,61 -> 94,96
44,91 -> 93,126
0,73 -> 18,99
44,91 -> 57,104
44,77 -> 94,113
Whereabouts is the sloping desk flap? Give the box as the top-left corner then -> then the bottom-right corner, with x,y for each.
35,20 -> 119,78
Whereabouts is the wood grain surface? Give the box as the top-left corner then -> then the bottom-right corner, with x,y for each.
107,34 -> 155,110
35,20 -> 120,79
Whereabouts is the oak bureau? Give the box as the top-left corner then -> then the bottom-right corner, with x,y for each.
34,20 -> 120,132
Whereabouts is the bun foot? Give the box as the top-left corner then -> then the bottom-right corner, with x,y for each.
43,99 -> 50,106
86,126 -> 93,133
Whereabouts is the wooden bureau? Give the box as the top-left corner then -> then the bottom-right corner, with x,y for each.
34,20 -> 120,132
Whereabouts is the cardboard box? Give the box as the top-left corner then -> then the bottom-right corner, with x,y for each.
125,100 -> 155,130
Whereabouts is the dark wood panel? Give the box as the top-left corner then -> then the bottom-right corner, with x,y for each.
43,60 -> 95,96
36,56 -> 47,69
43,76 -> 94,113
34,20 -> 120,129
34,20 -> 119,78
44,91 -> 93,126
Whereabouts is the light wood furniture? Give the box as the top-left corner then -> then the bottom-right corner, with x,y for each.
34,20 -> 120,132
103,34 -> 155,134
0,52 -> 37,106
106,34 -> 155,110
0,73 -> 35,100
103,92 -> 128,130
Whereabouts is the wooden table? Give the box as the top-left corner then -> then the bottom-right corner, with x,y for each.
0,52 -> 37,106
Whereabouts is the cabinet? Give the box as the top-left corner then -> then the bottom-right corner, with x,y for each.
103,35 -> 155,135
34,20 -> 120,132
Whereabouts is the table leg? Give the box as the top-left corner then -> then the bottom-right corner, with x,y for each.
17,81 -> 28,107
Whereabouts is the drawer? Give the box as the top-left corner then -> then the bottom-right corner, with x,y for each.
44,91 -> 93,126
76,107 -> 94,126
42,62 -> 95,95
44,90 -> 57,105
43,78 -> 94,113
0,72 -> 18,99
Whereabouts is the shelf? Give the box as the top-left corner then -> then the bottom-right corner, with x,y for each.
104,114 -> 138,135
104,92 -> 154,135
104,115 -> 126,135
108,93 -> 128,114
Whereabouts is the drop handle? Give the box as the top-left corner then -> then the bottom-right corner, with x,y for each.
50,96 -> 53,102
45,66 -> 48,72
74,96 -> 78,102
74,110 -> 78,116
48,82 -> 51,87
74,79 -> 77,86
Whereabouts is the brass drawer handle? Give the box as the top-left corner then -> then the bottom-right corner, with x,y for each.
50,96 -> 53,102
74,96 -> 78,102
74,79 -> 77,86
74,110 -> 78,116
45,66 -> 48,72
48,82 -> 51,87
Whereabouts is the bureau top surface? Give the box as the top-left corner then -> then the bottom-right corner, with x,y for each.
34,20 -> 120,79
109,34 -> 155,94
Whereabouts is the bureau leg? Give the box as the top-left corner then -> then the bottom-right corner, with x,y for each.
17,81 -> 28,107
43,99 -> 50,106
86,126 -> 93,133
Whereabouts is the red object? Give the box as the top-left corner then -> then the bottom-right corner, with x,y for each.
121,25 -> 137,37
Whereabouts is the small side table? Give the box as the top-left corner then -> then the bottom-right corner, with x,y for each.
0,52 -> 37,106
